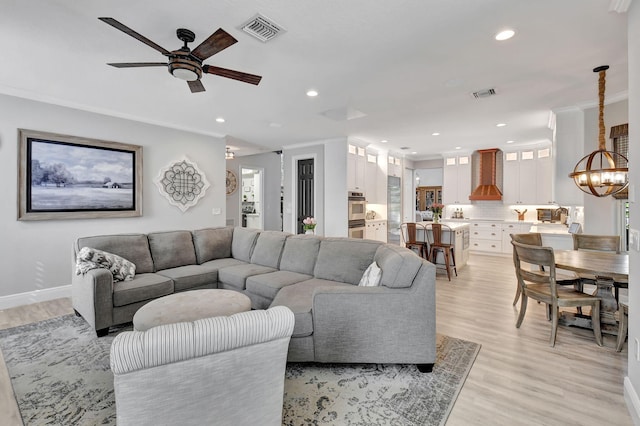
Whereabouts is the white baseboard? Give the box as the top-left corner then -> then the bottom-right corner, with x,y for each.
0,285 -> 71,311
625,376 -> 640,425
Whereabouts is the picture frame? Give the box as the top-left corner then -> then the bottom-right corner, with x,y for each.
18,129 -> 143,221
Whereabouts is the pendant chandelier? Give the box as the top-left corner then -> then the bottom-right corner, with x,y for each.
569,65 -> 628,197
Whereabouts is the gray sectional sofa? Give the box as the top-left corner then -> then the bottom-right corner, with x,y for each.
72,226 -> 437,370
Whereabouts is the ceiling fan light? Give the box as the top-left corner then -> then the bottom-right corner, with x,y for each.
172,68 -> 199,81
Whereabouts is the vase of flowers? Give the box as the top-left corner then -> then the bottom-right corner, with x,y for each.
303,216 -> 317,234
430,203 -> 444,223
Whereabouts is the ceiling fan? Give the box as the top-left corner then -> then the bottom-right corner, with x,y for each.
99,17 -> 262,93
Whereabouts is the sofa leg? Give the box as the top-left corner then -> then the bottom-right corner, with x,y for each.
96,328 -> 109,337
417,363 -> 434,373
74,309 -> 82,317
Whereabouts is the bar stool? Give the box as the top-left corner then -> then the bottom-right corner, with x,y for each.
400,222 -> 428,259
426,223 -> 456,281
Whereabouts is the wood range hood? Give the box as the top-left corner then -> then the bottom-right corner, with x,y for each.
469,148 -> 503,201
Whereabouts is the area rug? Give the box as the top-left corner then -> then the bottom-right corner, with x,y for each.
0,315 -> 480,426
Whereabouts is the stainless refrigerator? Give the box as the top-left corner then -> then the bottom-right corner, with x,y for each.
387,176 -> 401,245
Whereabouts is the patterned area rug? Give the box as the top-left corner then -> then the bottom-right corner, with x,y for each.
0,315 -> 480,426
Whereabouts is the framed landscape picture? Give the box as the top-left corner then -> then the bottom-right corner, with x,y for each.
18,129 -> 143,220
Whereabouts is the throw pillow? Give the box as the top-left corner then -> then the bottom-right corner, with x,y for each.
358,261 -> 382,287
76,247 -> 136,282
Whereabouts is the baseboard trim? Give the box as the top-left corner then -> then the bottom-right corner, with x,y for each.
0,285 -> 71,310
624,376 -> 640,425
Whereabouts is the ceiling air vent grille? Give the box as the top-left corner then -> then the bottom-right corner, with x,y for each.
472,88 -> 496,99
240,14 -> 285,42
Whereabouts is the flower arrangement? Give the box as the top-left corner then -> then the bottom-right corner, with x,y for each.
430,203 -> 444,215
303,216 -> 317,231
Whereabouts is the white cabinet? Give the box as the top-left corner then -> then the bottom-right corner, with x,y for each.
453,226 -> 470,268
365,220 -> 387,242
501,222 -> 532,254
347,144 -> 366,191
365,150 -> 386,204
387,154 -> 402,177
469,221 -> 502,253
502,145 -> 554,205
442,155 -> 471,205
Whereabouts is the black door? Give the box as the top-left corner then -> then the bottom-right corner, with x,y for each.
297,159 -> 314,234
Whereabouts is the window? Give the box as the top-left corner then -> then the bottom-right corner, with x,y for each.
611,123 -> 629,200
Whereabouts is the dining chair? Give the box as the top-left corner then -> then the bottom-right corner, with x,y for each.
511,240 -> 602,347
572,234 -> 627,301
510,233 -> 581,306
400,222 -> 428,259
425,223 -> 457,281
616,300 -> 629,352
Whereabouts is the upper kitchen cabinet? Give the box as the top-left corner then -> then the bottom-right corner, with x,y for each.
387,154 -> 402,177
442,155 -> 471,205
347,143 -> 366,191
502,144 -> 554,205
365,149 -> 387,204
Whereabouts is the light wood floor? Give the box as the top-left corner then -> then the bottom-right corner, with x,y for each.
0,254 -> 632,425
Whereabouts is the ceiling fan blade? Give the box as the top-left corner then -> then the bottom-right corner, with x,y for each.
107,62 -> 168,68
188,80 -> 206,93
191,29 -> 238,61
203,65 -> 262,85
99,17 -> 170,56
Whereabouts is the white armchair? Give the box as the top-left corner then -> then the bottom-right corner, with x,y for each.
110,306 -> 295,426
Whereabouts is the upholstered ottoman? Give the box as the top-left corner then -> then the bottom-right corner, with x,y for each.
132,289 -> 251,331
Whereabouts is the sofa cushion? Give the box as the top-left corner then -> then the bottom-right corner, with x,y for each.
218,263 -> 277,291
75,234 -> 154,274
270,278 -> 352,337
250,231 -> 289,268
113,273 -> 174,307
313,238 -> 382,285
374,245 -> 423,288
231,227 -> 260,262
192,227 -> 234,264
279,235 -> 321,275
246,271 -> 313,301
156,265 -> 219,292
148,231 -> 196,271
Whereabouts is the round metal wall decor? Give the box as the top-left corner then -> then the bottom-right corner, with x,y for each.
226,170 -> 238,195
155,158 -> 210,212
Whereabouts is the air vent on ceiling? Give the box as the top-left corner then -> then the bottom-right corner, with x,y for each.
472,88 -> 496,99
240,14 -> 286,42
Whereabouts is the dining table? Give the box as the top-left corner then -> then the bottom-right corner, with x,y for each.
553,249 -> 629,334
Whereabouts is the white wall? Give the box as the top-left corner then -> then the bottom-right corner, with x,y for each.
0,94 -> 226,305
226,151 -> 283,231
324,139 -> 348,237
554,108 -> 585,206
625,3 -> 639,423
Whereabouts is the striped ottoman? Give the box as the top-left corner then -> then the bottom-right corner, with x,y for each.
133,289 -> 251,331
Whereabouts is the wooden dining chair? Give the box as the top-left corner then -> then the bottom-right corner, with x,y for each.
511,240 -> 602,347
616,300 -> 629,352
400,222 -> 427,259
426,223 -> 457,281
510,233 -> 581,306
572,234 -> 627,301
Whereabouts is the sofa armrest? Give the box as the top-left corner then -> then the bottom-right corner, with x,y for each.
311,263 -> 436,364
71,268 -> 114,331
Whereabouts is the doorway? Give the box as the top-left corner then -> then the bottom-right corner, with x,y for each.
297,159 -> 314,234
240,167 -> 264,230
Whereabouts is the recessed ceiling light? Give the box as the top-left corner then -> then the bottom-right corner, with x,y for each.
306,89 -> 318,97
496,123 -> 507,127
495,29 -> 515,41
432,132 -> 440,136
506,140 -> 514,144
412,151 -> 418,154
380,140 -> 388,143
455,146 -> 462,150
215,117 -> 225,123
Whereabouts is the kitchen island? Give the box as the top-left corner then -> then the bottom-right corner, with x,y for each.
415,221 -> 470,269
